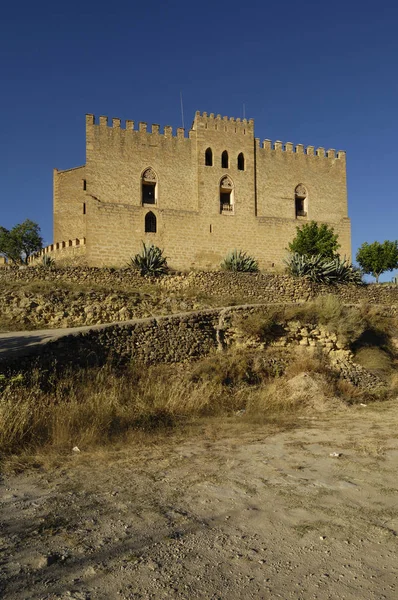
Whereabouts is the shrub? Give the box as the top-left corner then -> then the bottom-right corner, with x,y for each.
285,252 -> 362,284
236,309 -> 285,342
130,243 -> 168,276
288,221 -> 340,259
221,249 -> 259,273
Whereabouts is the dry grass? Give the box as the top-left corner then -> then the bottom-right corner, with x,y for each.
389,372 -> 398,395
1,293 -> 397,461
2,343 -> 384,460
236,308 -> 286,342
354,347 -> 393,376
190,347 -> 286,386
335,379 -> 366,402
235,295 -> 396,353
0,361 -> 235,457
0,278 -> 162,296
284,349 -> 331,379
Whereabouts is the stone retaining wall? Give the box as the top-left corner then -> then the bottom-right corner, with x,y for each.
0,305 -> 386,392
1,267 -> 398,305
0,310 -> 221,375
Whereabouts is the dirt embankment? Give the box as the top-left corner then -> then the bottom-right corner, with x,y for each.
1,268 -> 398,331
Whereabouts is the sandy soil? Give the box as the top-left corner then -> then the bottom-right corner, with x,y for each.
1,402 -> 398,600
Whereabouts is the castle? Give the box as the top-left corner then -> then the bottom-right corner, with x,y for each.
50,111 -> 351,269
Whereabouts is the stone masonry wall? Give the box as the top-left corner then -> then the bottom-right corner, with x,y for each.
53,112 -> 351,270
0,305 -> 385,392
53,166 -> 87,242
2,268 -> 398,307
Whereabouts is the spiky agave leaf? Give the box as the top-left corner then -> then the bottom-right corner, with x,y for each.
130,242 -> 168,276
41,255 -> 55,268
284,253 -> 362,284
221,249 -> 259,273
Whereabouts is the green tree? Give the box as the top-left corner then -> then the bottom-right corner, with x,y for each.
0,220 -> 43,264
288,221 -> 340,259
356,240 -> 398,283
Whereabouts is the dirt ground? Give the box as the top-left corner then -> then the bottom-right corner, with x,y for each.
1,401 -> 398,600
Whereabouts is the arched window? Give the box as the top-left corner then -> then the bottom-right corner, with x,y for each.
221,150 -> 229,169
205,147 -> 213,166
237,153 -> 245,171
142,168 -> 157,205
295,184 -> 308,218
220,176 -> 234,214
145,211 -> 157,233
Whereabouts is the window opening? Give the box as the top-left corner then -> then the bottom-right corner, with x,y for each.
221,150 -> 229,168
142,168 -> 157,205
295,184 -> 307,217
237,153 -> 245,171
205,147 -> 213,166
219,176 -> 234,214
82,179 -> 87,191
145,211 -> 157,233
83,202 -> 86,215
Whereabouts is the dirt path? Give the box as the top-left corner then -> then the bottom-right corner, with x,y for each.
1,402 -> 398,599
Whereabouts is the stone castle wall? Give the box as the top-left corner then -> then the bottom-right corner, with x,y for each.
53,111 -> 351,270
53,166 -> 87,242
28,238 -> 87,266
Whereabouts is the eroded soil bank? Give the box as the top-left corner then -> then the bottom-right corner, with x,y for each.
1,402 -> 398,600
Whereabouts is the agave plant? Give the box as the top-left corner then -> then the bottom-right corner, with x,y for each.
285,253 -> 362,284
221,249 -> 259,273
41,255 -> 55,268
130,242 -> 168,276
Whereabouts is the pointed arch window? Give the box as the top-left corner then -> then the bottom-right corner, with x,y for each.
221,150 -> 229,169
295,184 -> 308,218
205,147 -> 213,166
220,176 -> 234,214
145,211 -> 157,233
237,152 -> 245,171
142,168 -> 157,205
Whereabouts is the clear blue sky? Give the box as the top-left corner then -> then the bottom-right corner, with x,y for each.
1,0 -> 397,280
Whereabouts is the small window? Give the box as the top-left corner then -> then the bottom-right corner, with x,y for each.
221,150 -> 229,169
205,147 -> 213,166
237,153 -> 245,171
142,168 -> 157,205
295,184 -> 308,218
145,211 -> 157,233
82,179 -> 87,190
83,202 -> 86,215
295,197 -> 305,216
142,182 -> 156,204
219,176 -> 234,214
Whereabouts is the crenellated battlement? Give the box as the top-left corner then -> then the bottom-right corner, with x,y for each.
85,112 -> 343,157
28,238 -> 87,265
86,114 -> 192,140
192,111 -> 254,134
256,137 -> 345,160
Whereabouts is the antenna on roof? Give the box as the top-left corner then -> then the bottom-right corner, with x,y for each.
243,103 -> 246,119
180,91 -> 185,130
